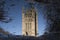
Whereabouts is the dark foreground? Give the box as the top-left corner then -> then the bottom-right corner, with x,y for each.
0,33 -> 60,40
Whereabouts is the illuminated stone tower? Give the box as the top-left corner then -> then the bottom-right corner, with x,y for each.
22,0 -> 38,36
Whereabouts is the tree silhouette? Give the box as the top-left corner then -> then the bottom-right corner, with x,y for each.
0,27 -> 10,35
35,0 -> 60,34
34,0 -> 60,40
0,0 -> 14,23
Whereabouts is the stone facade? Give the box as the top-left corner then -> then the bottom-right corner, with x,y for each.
22,6 -> 38,37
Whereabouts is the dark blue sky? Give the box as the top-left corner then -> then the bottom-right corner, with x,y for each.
0,0 -> 47,36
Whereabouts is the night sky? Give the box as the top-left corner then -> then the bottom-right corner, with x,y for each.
0,0 -> 47,36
